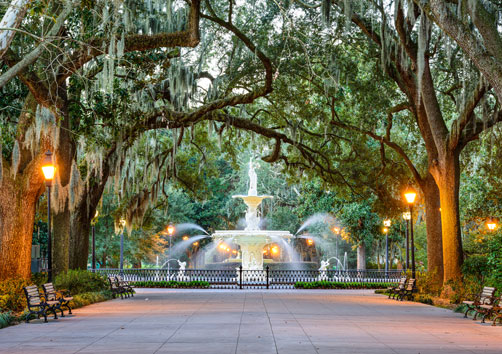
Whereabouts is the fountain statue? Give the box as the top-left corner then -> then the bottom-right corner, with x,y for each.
319,259 -> 330,271
177,260 -> 187,280
212,158 -> 293,270
318,259 -> 329,281
248,158 -> 258,196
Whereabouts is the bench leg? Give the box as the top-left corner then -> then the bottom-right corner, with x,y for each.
464,306 -> 471,318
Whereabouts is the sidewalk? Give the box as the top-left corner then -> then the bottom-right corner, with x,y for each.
0,289 -> 501,353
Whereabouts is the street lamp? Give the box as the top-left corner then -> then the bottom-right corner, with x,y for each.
41,151 -> 55,282
487,219 -> 498,231
91,210 -> 99,270
167,224 -> 175,259
119,218 -> 126,272
402,212 -> 411,269
383,219 -> 391,274
404,186 -> 417,278
332,226 -> 340,261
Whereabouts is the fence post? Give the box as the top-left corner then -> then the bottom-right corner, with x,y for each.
266,266 -> 269,289
239,265 -> 243,289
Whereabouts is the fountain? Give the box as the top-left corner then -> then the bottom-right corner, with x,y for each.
212,158 -> 293,270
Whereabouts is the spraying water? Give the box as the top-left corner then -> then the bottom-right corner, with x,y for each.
175,223 -> 209,235
168,235 -> 210,257
295,213 -> 336,235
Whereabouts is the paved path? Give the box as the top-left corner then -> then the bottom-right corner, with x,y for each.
0,289 -> 501,354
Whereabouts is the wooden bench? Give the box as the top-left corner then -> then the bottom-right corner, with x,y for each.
115,276 -> 134,297
476,294 -> 502,324
388,277 -> 407,299
23,285 -> 60,323
462,286 -> 496,319
397,278 -> 416,301
42,282 -> 73,316
108,276 -> 127,299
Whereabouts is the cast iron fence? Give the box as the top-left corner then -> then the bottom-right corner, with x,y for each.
92,268 -> 402,289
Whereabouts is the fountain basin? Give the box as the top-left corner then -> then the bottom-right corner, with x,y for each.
212,230 -> 293,270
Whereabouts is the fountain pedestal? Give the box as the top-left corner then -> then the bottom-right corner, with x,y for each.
211,159 -> 293,271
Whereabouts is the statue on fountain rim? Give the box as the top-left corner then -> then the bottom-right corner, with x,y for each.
248,158 -> 258,196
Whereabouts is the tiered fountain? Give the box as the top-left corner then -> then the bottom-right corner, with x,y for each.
212,159 -> 293,270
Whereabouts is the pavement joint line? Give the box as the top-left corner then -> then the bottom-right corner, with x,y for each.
261,292 -> 278,354
234,292 -> 247,354
276,291 -> 320,354
153,291 -> 212,354
73,300 -> 144,354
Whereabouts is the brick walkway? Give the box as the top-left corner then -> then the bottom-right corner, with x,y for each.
0,289 -> 501,353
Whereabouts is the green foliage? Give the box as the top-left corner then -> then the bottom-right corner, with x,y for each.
0,277 -> 30,313
30,272 -> 48,287
414,294 -> 434,305
0,312 -> 15,329
70,291 -> 113,308
131,280 -> 210,288
486,234 -> 502,289
54,270 -> 108,294
294,281 -> 395,289
443,276 -> 483,304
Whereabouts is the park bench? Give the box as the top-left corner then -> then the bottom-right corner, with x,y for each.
108,276 -> 127,299
476,294 -> 502,324
387,277 -> 407,299
42,282 -> 73,317
397,278 -> 416,301
23,285 -> 60,323
462,286 -> 496,319
115,275 -> 135,297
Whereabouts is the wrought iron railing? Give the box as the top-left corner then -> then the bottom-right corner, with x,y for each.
92,268 -> 403,289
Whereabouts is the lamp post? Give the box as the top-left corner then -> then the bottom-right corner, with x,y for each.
383,219 -> 391,273
42,151 -> 55,281
404,186 -> 417,278
166,225 -> 175,276
332,226 -> 340,262
487,218 -> 498,231
402,212 -> 411,270
167,224 -> 175,257
119,218 -> 126,272
91,210 -> 99,270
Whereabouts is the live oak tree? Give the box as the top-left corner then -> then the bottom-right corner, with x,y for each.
0,0 -> 283,278
0,0 -> 203,279
318,0 -> 502,283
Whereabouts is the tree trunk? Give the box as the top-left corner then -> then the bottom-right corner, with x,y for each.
52,207 -> 70,276
422,173 -> 444,284
51,93 -> 75,276
69,203 -> 92,270
357,244 -> 366,270
0,176 -> 41,280
435,152 -> 463,282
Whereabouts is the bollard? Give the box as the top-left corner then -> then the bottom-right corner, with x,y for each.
239,265 -> 243,290
266,266 -> 270,289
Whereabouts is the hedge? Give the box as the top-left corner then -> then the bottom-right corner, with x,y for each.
131,280 -> 210,288
294,281 -> 396,289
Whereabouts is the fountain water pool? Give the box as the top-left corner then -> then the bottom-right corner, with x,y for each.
212,159 -> 293,270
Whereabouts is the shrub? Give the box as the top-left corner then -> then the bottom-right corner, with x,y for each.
70,291 -> 112,308
443,275 -> 482,304
54,270 -> 108,294
0,277 -> 30,313
30,272 -> 48,287
131,280 -> 210,288
0,312 -> 15,329
414,294 -> 433,305
293,281 -> 395,289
